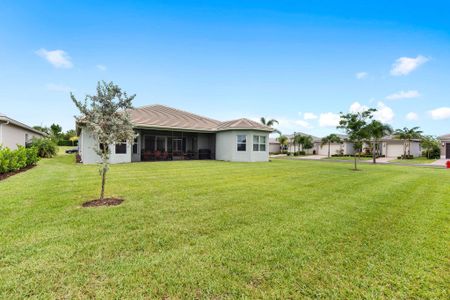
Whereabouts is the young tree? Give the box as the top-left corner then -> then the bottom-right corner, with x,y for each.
365,120 -> 393,164
338,109 -> 376,170
71,81 -> 135,200
50,124 -> 63,142
320,134 -> 342,158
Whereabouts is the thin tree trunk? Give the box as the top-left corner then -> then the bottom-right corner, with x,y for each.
100,165 -> 106,200
373,140 -> 376,164
328,142 -> 331,158
354,155 -> 357,170
408,140 -> 411,156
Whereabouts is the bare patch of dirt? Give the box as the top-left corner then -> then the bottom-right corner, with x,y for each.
0,165 -> 36,181
82,198 -> 124,207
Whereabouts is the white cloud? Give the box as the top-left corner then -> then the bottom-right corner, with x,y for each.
349,102 -> 368,113
390,55 -> 429,76
373,102 -> 394,123
319,112 -> 340,128
429,107 -> 450,120
406,112 -> 419,121
36,48 -> 73,68
96,64 -> 107,71
295,119 -> 312,128
386,90 -> 420,100
303,112 -> 318,120
46,83 -> 73,93
355,72 -> 368,79
349,101 -> 394,123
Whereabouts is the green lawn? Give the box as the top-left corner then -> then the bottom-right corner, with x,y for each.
1,153 -> 449,298
391,157 -> 438,164
324,156 -> 372,161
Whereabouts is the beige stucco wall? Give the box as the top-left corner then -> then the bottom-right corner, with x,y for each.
0,123 -> 44,150
79,128 -> 132,164
440,140 -> 450,159
215,130 -> 269,162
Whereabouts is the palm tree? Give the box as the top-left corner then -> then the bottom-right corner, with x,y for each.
295,135 -> 314,154
394,127 -> 422,158
277,135 -> 289,152
320,134 -> 342,158
366,120 -> 393,164
260,117 -> 281,135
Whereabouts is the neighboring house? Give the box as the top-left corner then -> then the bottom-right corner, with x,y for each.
286,132 -> 321,154
315,134 -> 355,156
269,138 -> 282,153
361,136 -> 421,158
76,104 -> 273,164
0,113 -> 46,150
439,134 -> 450,159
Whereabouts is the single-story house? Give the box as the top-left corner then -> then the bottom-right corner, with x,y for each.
362,136 -> 422,158
286,133 -> 321,154
269,138 -> 283,153
0,113 -> 46,149
314,134 -> 355,156
77,104 -> 273,164
439,134 -> 450,159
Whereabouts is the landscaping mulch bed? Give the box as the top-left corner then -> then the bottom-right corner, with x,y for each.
82,198 -> 124,207
0,165 -> 36,181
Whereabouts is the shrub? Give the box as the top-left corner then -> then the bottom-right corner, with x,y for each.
30,138 -> 58,158
397,155 -> 414,160
422,146 -> 441,159
0,146 -> 40,174
57,140 -> 78,146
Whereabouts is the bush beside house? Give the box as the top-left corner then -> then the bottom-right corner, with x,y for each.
0,146 -> 39,174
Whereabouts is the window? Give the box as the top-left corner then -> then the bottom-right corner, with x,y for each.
237,135 -> 247,151
253,135 -> 266,152
115,142 -> 127,154
132,137 -> 138,154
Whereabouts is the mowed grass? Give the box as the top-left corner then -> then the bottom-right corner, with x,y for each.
0,154 -> 449,299
391,157 -> 438,164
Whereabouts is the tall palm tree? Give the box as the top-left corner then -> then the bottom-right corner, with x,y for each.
366,120 -> 393,164
394,127 -> 422,158
277,135 -> 289,152
295,135 -> 314,153
260,117 -> 281,135
320,134 -> 342,158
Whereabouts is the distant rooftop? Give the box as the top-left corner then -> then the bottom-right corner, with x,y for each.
0,114 -> 46,136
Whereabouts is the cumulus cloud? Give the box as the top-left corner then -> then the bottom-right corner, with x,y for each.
96,64 -> 107,71
386,90 -> 420,100
349,101 -> 394,123
355,72 -> 368,79
373,102 -> 394,123
36,48 -> 73,68
319,112 -> 340,128
349,102 -> 368,113
406,112 -> 419,121
390,55 -> 429,76
46,83 -> 73,93
429,107 -> 450,120
303,112 -> 318,120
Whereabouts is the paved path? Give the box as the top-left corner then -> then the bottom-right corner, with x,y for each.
428,158 -> 447,167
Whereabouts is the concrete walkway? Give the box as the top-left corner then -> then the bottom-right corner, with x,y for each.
428,158 -> 447,167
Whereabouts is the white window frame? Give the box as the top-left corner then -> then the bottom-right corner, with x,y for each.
253,135 -> 267,152
236,135 -> 247,152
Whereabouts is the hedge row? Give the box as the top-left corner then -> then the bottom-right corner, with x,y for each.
0,146 -> 40,174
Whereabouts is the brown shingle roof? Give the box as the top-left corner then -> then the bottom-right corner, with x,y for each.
439,133 -> 450,140
216,118 -> 273,132
129,104 -> 221,131
128,104 -> 273,132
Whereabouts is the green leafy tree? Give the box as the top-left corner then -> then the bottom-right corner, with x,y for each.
50,124 -> 63,142
394,127 -> 423,158
276,135 -> 289,152
71,81 -> 136,200
33,125 -> 50,135
365,120 -> 393,164
338,109 -> 376,170
320,134 -> 342,158
421,135 -> 440,159
296,135 -> 314,153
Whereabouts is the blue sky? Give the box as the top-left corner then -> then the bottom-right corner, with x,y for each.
1,0 -> 449,136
